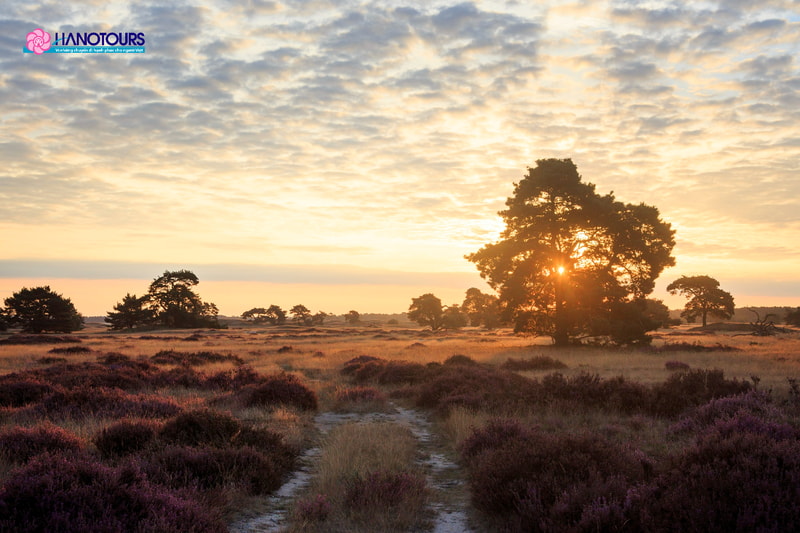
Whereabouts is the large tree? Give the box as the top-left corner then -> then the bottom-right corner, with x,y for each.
145,270 -> 219,328
461,287 -> 501,328
408,293 -> 444,331
105,293 -> 155,330
667,275 -> 735,327
3,286 -> 84,333
467,159 -> 675,345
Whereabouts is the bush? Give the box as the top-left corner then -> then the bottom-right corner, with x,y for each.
150,350 -> 244,366
202,365 -> 265,390
664,360 -> 690,371
31,386 -> 182,420
94,420 -> 159,458
501,355 -> 567,371
670,390 -> 790,435
376,361 -> 427,385
0,453 -> 226,533
415,364 -> 536,413
293,493 -> 332,523
0,424 -> 84,463
0,378 -> 56,407
241,373 -> 318,411
650,368 -> 751,417
631,415 -> 800,532
47,346 -> 91,354
231,426 -> 296,472
159,409 -> 242,447
137,445 -> 283,495
463,424 -> 648,531
443,354 -> 479,366
334,386 -> 386,405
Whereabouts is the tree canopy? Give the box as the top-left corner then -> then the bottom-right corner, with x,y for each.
408,293 -> 444,331
667,275 -> 735,327
467,159 -> 675,345
145,270 -> 219,329
105,294 -> 155,330
105,270 -> 219,330
3,286 -> 84,333
461,287 -> 501,329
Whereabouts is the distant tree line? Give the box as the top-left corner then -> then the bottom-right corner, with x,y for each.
240,304 -> 329,326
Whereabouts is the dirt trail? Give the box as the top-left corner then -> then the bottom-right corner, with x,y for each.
228,403 -> 473,532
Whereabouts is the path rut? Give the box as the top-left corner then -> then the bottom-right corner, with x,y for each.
228,403 -> 473,532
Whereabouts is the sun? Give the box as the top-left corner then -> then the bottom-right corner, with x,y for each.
557,266 -> 565,275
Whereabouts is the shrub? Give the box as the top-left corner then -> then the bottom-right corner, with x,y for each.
653,341 -> 739,352
664,360 -> 690,371
415,364 -> 536,413
632,416 -> 800,532
670,390 -> 790,435
150,350 -> 244,366
463,425 -> 648,531
341,355 -> 385,377
202,365 -> 265,390
443,354 -> 479,366
0,424 -> 84,463
650,368 -> 751,417
0,378 -> 56,407
294,494 -> 332,524
231,426 -> 296,472
31,386 -> 182,420
0,453 -> 226,533
159,409 -> 242,447
344,470 -> 426,511
138,445 -> 283,495
48,346 -> 91,354
376,361 -> 427,385
335,386 -> 386,404
94,420 -> 159,458
501,355 -> 567,371
36,356 -> 67,365
241,373 -> 318,411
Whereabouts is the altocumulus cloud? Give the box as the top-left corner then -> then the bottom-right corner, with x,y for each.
0,1 -> 799,300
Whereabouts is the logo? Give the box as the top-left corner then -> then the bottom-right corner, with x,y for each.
23,28 -> 146,55
26,29 -> 51,55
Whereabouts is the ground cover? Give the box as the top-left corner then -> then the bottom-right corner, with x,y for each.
1,324 -> 799,532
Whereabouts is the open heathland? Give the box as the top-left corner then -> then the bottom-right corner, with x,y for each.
2,323 -> 800,532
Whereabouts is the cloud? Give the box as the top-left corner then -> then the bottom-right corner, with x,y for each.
0,0 -> 798,305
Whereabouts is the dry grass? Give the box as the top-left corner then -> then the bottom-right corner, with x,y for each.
2,323 -> 800,532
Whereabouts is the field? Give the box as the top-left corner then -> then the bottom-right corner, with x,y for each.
2,323 -> 800,532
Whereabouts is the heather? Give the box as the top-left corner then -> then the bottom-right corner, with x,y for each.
0,453 -> 227,533
1,325 -> 799,532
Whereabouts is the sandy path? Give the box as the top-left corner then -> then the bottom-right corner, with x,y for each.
228,403 -> 473,532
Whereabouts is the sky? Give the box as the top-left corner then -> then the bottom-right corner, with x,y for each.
1,0 -> 799,317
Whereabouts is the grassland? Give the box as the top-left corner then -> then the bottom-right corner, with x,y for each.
2,323 -> 800,532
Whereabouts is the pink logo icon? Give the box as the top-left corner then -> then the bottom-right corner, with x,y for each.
26,29 -> 51,55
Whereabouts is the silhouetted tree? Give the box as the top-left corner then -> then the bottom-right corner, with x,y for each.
667,275 -> 735,327
105,294 -> 155,330
344,310 -> 360,325
3,286 -> 84,333
461,287 -> 501,328
145,270 -> 219,328
242,307 -> 269,324
467,159 -> 675,345
0,309 -> 7,332
643,298 -> 674,328
442,304 -> 468,330
786,307 -> 800,327
408,293 -> 444,331
265,305 -> 287,325
311,311 -> 328,326
290,304 -> 313,326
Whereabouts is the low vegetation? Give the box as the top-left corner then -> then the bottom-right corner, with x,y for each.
1,324 -> 799,532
